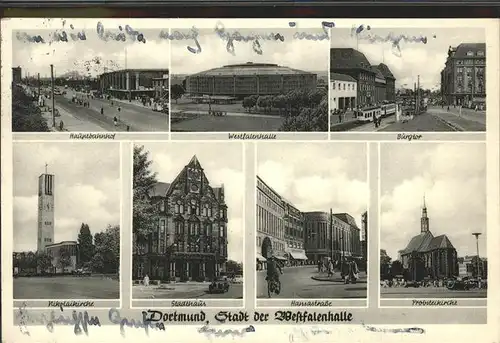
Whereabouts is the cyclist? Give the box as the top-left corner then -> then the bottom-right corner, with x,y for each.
266,256 -> 283,291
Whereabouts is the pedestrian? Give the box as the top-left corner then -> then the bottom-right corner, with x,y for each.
59,120 -> 64,131
143,274 -> 150,286
113,116 -> 118,127
118,107 -> 121,113
100,107 -> 104,115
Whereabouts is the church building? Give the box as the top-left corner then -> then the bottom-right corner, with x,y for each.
133,155 -> 228,282
400,197 -> 458,281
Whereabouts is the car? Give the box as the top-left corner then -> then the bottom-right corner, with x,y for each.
209,276 -> 230,293
232,275 -> 244,284
73,268 -> 92,276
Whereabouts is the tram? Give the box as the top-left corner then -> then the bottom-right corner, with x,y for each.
381,102 -> 397,117
356,106 -> 382,123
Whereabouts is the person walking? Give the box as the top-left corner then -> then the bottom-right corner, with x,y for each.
113,116 -> 118,127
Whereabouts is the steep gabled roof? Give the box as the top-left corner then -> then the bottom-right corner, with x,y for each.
330,72 -> 356,83
425,234 -> 455,251
330,48 -> 375,73
450,43 -> 486,58
377,63 -> 396,80
402,231 -> 434,254
371,66 -> 386,84
148,182 -> 171,197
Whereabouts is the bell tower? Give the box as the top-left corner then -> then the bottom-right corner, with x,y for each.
420,195 -> 429,233
37,163 -> 55,252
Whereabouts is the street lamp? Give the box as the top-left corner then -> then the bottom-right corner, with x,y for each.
472,232 -> 482,279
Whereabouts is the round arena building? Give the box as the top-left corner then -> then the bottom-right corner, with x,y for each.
185,62 -> 317,98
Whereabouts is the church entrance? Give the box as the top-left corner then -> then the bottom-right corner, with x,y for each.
261,236 -> 273,259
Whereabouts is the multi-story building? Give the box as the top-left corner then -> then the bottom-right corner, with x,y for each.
256,176 -> 286,269
46,241 -> 79,273
399,198 -> 458,281
372,66 -> 387,103
458,256 -> 488,279
12,67 -> 22,84
99,68 -> 169,100
283,198 -> 307,266
132,155 -> 228,281
304,211 -> 362,263
440,43 -> 486,107
360,211 -> 368,264
330,48 -> 376,107
330,72 -> 357,110
377,63 -> 396,102
186,62 -> 317,98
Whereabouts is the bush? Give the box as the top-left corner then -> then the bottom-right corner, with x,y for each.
12,86 -> 50,132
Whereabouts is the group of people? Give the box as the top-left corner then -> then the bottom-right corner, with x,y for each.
318,258 -> 360,283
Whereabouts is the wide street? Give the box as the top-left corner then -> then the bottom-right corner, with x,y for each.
257,266 -> 367,299
53,90 -> 169,132
171,112 -> 284,132
132,282 -> 243,299
381,286 -> 487,299
13,276 -> 119,299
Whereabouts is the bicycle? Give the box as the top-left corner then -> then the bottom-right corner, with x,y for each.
266,275 -> 282,298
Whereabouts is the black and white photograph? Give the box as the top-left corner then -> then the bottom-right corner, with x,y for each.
380,143 -> 487,299
330,27 -> 486,132
256,143 -> 368,300
132,143 -> 244,301
12,21 -> 169,133
170,28 -> 328,132
13,142 -> 120,299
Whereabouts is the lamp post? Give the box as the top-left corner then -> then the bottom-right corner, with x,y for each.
472,232 -> 482,279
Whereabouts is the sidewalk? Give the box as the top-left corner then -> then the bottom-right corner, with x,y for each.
112,97 -> 156,111
350,116 -> 396,132
52,105 -> 107,132
428,108 -> 486,131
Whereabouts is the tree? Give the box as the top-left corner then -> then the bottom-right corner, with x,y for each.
59,249 -> 73,272
12,85 -> 50,132
90,253 -> 105,273
390,260 -> 403,278
93,225 -> 120,274
37,251 -> 53,273
77,223 -> 94,266
133,145 -> 159,239
171,84 -> 185,104
226,260 -> 243,275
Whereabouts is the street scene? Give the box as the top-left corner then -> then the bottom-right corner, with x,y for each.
11,25 -> 169,132
13,142 -> 120,299
132,143 -> 244,299
170,28 -> 328,132
380,143 -> 487,299
256,143 -> 368,299
330,27 -> 486,132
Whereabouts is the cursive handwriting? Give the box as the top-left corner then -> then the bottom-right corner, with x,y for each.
159,27 -> 201,54
96,22 -> 146,43
290,21 -> 335,41
108,308 -> 164,337
363,324 -> 425,334
289,326 -> 332,343
198,321 -> 255,339
16,305 -> 101,336
351,25 -> 435,57
214,21 -> 285,55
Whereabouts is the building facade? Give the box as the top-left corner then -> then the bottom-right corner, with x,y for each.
330,48 -> 376,107
330,73 -> 357,110
256,176 -> 286,269
46,241 -> 78,273
186,62 -> 317,98
400,198 -> 458,281
37,173 -> 55,252
372,66 -> 387,103
283,199 -> 307,266
13,67 -> 22,84
133,155 -> 228,281
361,211 -> 368,264
440,43 -> 486,107
458,256 -> 488,279
99,68 -> 169,100
377,63 -> 396,102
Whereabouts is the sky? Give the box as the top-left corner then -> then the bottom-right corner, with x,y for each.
171,28 -> 329,75
380,143 -> 487,261
13,142 -> 121,252
257,143 -> 368,227
137,142 -> 244,263
330,27 -> 486,90
12,29 -> 170,78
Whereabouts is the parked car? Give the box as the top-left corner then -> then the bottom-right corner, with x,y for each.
72,268 -> 92,276
232,275 -> 244,284
446,277 -> 469,291
209,276 -> 230,293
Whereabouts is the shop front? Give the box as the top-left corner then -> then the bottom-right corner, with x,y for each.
287,249 -> 308,266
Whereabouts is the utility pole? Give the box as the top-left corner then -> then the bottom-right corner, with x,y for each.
330,208 -> 333,261
37,73 -> 41,101
472,233 -> 482,279
50,64 -> 56,127
417,75 -> 420,114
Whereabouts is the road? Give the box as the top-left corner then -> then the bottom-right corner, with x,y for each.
56,90 -> 169,132
171,113 -> 284,132
13,276 -> 119,299
257,266 -> 367,299
381,286 -> 487,298
132,282 -> 243,299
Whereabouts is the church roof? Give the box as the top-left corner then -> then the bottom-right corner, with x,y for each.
424,234 -> 455,251
402,231 -> 434,254
148,182 -> 171,197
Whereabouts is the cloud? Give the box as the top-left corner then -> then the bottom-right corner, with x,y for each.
13,28 -> 170,77
257,142 -> 368,226
13,142 -> 121,252
171,28 -> 329,75
138,142 -> 244,263
331,27 -> 485,89
380,143 -> 487,261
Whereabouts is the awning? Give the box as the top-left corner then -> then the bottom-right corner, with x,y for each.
289,252 -> 308,260
275,256 -> 287,261
256,253 -> 267,262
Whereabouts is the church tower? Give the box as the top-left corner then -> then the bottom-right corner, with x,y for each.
420,195 -> 429,233
37,165 -> 55,252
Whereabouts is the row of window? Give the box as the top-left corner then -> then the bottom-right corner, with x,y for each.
287,240 -> 304,249
174,220 -> 225,238
256,236 -> 285,253
159,200 -> 226,219
257,187 -> 284,216
256,205 -> 285,240
331,81 -> 356,91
